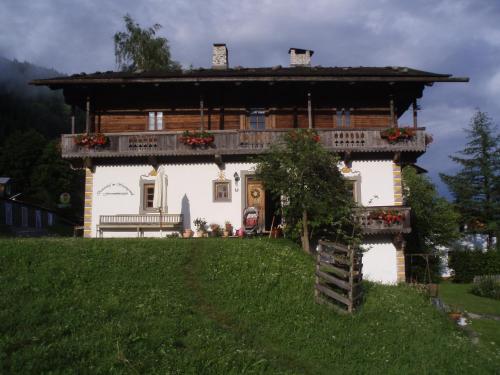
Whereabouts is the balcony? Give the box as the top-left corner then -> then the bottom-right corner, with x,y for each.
61,129 -> 427,159
355,206 -> 411,235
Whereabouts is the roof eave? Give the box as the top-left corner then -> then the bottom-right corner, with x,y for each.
31,75 -> 470,87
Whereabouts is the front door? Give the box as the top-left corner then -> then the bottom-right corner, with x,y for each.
245,177 -> 265,230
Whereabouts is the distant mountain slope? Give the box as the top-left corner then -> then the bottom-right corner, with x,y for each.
0,57 -> 70,139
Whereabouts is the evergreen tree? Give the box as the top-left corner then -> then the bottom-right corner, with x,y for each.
256,130 -> 357,253
403,166 -> 461,281
114,14 -> 181,72
440,111 -> 500,250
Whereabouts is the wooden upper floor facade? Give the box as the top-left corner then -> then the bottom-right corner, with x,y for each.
32,45 -> 468,159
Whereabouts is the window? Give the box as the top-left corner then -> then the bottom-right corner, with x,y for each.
249,109 -> 266,130
336,110 -> 343,127
213,180 -> 231,202
5,203 -> 12,225
148,112 -> 163,131
345,177 -> 361,204
345,110 -> 351,127
336,109 -> 351,127
47,212 -> 54,226
143,183 -> 155,211
21,206 -> 28,227
35,210 -> 42,229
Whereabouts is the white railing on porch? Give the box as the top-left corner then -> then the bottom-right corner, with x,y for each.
99,214 -> 183,226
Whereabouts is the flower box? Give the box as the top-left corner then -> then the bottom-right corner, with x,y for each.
380,127 -> 414,143
179,131 -> 215,147
74,133 -> 109,148
368,209 -> 404,226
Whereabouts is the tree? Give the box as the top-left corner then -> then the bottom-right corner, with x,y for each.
114,14 -> 181,72
30,141 -> 84,219
403,167 -> 461,281
440,111 -> 500,250
0,129 -> 46,195
256,129 -> 357,253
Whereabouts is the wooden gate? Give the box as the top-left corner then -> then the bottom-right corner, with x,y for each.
315,240 -> 363,314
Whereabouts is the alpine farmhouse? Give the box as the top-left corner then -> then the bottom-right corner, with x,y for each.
32,45 -> 468,283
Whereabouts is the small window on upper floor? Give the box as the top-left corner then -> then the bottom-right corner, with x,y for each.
148,112 -> 163,131
345,110 -> 351,127
249,109 -> 266,130
336,109 -> 351,128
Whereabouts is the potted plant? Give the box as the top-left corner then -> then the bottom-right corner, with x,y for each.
74,133 -> 109,148
179,130 -> 215,148
183,228 -> 193,238
380,127 -> 415,143
224,221 -> 233,237
193,218 -> 207,237
209,223 -> 221,237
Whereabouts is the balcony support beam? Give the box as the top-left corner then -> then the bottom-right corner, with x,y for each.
85,97 -> 91,134
307,92 -> 312,129
412,99 -> 418,129
71,105 -> 76,134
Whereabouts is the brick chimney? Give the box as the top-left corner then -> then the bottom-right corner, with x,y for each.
212,43 -> 228,69
288,48 -> 314,67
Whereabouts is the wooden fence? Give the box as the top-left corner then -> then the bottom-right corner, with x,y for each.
315,240 -> 363,314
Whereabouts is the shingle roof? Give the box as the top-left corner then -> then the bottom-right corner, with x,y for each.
31,66 -> 468,86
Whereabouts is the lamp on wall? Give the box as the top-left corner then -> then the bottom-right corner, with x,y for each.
234,172 -> 240,192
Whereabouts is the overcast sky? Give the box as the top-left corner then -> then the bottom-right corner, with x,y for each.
1,0 -> 499,197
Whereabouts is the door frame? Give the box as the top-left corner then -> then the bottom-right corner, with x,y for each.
240,170 -> 266,230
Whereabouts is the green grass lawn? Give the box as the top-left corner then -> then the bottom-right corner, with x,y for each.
439,281 -> 500,356
439,282 -> 500,316
1,238 -> 499,374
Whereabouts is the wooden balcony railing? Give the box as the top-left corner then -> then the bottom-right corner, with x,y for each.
354,206 -> 411,234
61,129 -> 427,158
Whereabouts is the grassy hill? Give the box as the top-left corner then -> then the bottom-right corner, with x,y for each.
1,238 -> 498,374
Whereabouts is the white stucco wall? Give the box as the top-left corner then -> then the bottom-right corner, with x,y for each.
91,162 -> 255,237
361,242 -> 398,284
343,160 -> 395,206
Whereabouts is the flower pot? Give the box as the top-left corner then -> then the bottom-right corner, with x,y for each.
223,230 -> 229,237
194,230 -> 204,238
183,229 -> 193,238
448,312 -> 461,321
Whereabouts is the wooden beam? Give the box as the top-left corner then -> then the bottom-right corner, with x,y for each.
412,99 -> 418,129
85,96 -> 90,134
71,105 -> 76,134
389,96 -> 395,128
307,92 -> 312,129
200,95 -> 204,131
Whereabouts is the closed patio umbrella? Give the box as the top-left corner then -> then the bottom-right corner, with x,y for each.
153,166 -> 167,236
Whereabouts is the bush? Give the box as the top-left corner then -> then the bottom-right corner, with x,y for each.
448,249 -> 500,283
471,276 -> 500,300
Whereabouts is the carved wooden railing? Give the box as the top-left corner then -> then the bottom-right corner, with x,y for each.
61,129 -> 427,158
354,206 -> 411,234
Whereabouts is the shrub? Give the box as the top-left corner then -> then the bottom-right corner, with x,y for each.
448,249 -> 500,283
471,276 -> 500,300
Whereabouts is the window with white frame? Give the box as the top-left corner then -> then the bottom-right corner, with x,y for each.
213,180 -> 231,202
345,176 -> 361,204
139,175 -> 167,214
148,112 -> 164,131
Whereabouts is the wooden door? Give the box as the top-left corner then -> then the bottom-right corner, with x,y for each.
246,178 -> 265,229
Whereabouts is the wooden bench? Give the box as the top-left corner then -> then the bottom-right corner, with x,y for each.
97,214 -> 183,237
